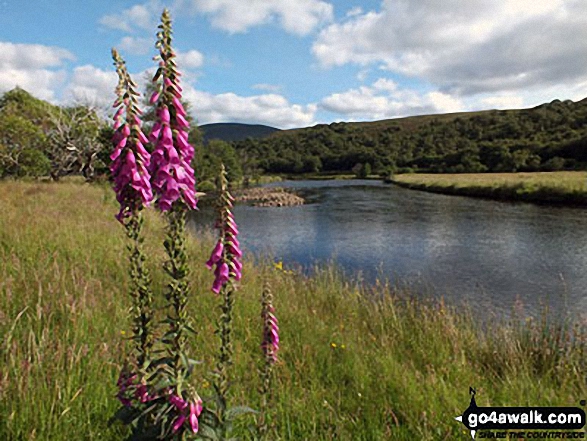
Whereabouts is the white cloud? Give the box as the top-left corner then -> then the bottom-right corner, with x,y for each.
62,65 -> 160,115
313,0 -> 587,98
480,96 -> 524,110
372,78 -> 397,92
99,0 -> 162,33
356,68 -> 370,82
63,65 -> 119,108
345,6 -> 363,18
0,41 -> 75,70
252,83 -> 282,93
320,78 -> 464,120
187,0 -> 333,35
176,50 -> 204,69
182,85 -> 316,128
0,42 -> 75,101
119,36 -> 152,56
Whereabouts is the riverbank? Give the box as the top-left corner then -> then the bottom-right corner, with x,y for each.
278,172 -> 382,181
234,186 -> 305,207
1,180 -> 586,440
391,171 -> 587,206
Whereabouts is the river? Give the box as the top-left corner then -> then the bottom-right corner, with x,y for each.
190,179 -> 587,321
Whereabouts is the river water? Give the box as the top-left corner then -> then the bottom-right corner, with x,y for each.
190,179 -> 587,321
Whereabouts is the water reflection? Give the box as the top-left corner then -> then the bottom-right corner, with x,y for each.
190,180 -> 587,320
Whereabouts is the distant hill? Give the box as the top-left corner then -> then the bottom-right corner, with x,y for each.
233,98 -> 587,175
200,123 -> 280,143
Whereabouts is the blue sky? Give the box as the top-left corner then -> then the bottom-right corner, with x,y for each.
1,0 -> 587,128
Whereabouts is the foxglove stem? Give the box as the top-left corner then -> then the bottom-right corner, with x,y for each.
214,282 -> 235,430
149,12 -> 201,437
258,280 -> 279,439
125,214 -> 155,370
207,164 -> 242,432
111,48 -> 154,377
162,205 -> 192,385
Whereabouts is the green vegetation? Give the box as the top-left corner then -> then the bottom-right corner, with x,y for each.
0,87 -> 245,187
4,86 -> 587,187
234,99 -> 587,176
1,180 -> 586,440
392,171 -> 587,205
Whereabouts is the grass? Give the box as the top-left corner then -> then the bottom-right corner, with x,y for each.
391,171 -> 587,206
1,179 -> 586,440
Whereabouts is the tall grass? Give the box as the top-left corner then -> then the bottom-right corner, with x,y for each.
1,180 -> 586,440
393,171 -> 587,205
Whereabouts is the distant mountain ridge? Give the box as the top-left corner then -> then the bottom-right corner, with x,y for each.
200,123 -> 280,143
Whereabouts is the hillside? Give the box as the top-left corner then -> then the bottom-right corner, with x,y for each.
200,122 -> 279,143
233,98 -> 587,175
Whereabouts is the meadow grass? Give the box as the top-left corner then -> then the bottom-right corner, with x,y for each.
392,171 -> 587,205
1,180 -> 586,440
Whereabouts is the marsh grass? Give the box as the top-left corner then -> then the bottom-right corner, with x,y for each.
393,171 -> 587,205
1,180 -> 586,440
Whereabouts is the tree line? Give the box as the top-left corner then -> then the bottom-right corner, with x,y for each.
233,98 -> 587,177
3,86 -> 587,184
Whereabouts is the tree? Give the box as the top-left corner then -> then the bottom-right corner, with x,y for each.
208,140 -> 243,182
0,87 -> 58,130
353,163 -> 369,179
542,156 -> 566,171
46,105 -> 104,181
363,162 -> 372,177
0,113 -> 50,178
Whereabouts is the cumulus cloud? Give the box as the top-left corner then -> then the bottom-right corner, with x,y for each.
99,0 -> 162,33
313,0 -> 587,98
182,85 -> 316,128
480,95 -> 525,110
0,42 -> 75,101
118,36 -> 152,55
320,78 -> 464,120
186,0 -> 333,35
176,50 -> 204,69
345,6 -> 363,18
252,83 -> 283,93
62,65 -> 119,108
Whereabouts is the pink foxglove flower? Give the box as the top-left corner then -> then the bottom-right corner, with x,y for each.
169,394 -> 202,434
116,370 -> 138,407
189,399 -> 203,433
261,282 -> 279,364
207,166 -> 243,293
110,59 -> 153,222
262,304 -> 280,363
149,46 -> 197,212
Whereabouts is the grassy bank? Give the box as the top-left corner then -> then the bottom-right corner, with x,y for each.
392,171 -> 587,206
1,180 -> 586,440
282,173 -> 356,181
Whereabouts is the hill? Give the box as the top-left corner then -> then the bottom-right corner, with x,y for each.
200,122 -> 279,143
233,98 -> 587,175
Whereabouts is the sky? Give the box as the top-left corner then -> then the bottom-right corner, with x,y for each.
1,0 -> 587,129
